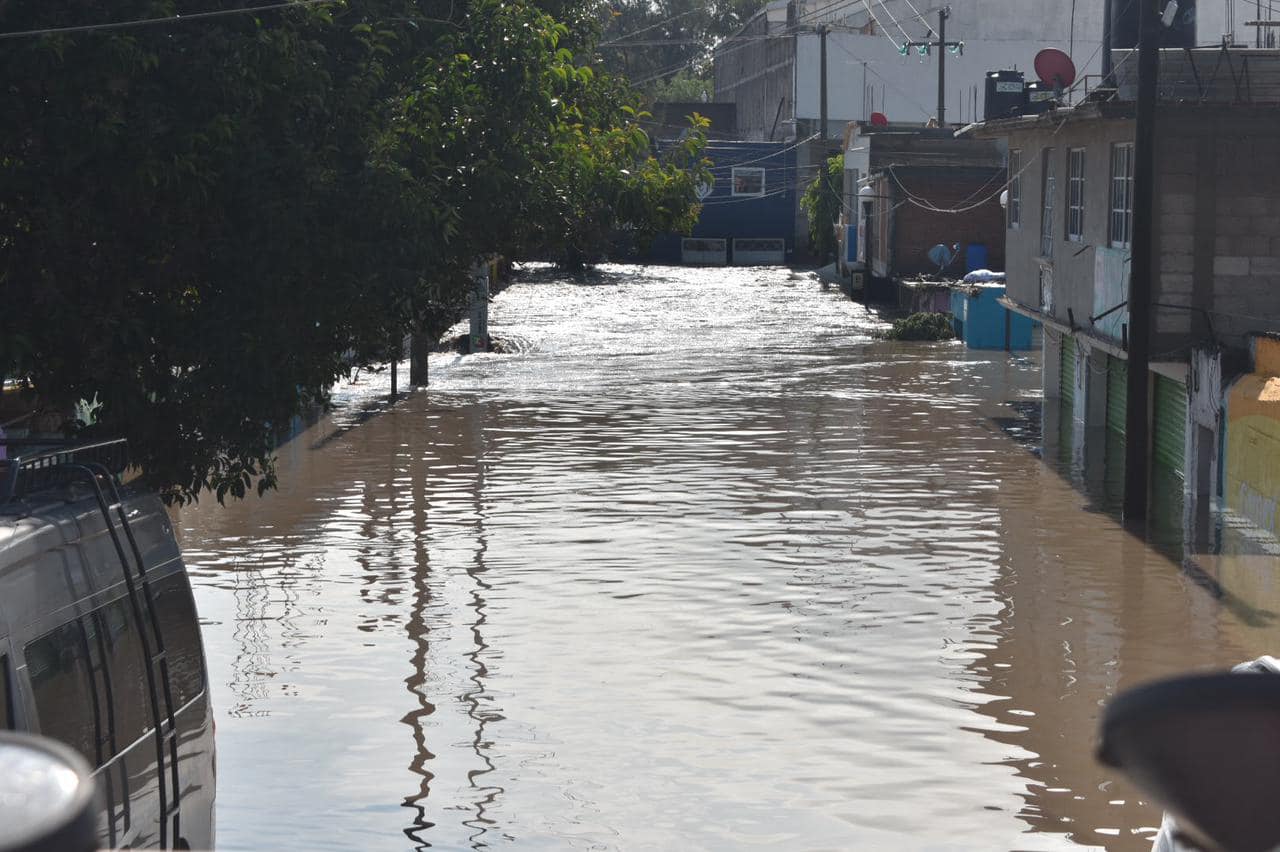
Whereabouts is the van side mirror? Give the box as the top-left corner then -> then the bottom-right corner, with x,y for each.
1098,673 -> 1280,852
0,731 -> 100,852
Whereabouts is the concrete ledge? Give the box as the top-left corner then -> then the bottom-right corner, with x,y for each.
998,296 -> 1129,359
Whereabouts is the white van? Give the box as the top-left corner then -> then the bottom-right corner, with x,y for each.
0,439 -> 214,849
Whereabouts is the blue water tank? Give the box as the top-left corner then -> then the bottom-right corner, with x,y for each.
965,243 -> 989,273
960,285 -> 1036,351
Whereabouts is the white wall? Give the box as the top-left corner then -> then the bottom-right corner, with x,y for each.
797,0 -> 1235,46
795,31 -> 1106,128
793,0 -> 1240,130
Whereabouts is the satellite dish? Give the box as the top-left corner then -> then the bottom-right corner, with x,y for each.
695,178 -> 714,201
1034,48 -> 1077,90
927,243 -> 954,272
870,112 -> 889,127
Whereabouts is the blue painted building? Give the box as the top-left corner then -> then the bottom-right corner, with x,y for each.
648,140 -> 798,266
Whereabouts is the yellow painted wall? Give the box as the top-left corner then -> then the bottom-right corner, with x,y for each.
1226,337 -> 1280,535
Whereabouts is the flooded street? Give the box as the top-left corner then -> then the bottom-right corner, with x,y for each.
178,264 -> 1273,851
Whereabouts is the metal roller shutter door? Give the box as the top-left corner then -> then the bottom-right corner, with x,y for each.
1060,335 -> 1076,405
1152,374 -> 1187,477
1106,356 -> 1127,435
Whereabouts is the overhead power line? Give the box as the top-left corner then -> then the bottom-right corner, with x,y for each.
597,7 -> 701,47
895,0 -> 933,31
884,33 -> 1137,216
867,0 -> 911,43
0,0 -> 344,40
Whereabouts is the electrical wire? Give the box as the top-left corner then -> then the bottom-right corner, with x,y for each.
830,37 -> 935,118
685,0 -> 896,86
700,134 -> 822,172
894,0 -> 933,31
0,0 -> 342,40
867,0 -> 911,44
883,42 -> 1139,216
697,186 -> 795,205
597,8 -> 701,47
859,0 -> 907,48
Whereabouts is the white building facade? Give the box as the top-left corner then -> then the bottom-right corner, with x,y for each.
715,0 -> 1238,140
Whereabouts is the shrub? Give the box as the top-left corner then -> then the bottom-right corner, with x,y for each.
882,312 -> 956,341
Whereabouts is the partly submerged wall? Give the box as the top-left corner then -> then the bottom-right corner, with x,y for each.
1225,335 -> 1280,536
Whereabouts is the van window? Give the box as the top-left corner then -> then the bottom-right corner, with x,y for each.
152,574 -> 206,707
0,654 -> 12,729
26,620 -> 100,764
97,599 -> 154,749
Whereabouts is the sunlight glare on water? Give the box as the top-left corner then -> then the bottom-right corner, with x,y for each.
177,264 -> 1271,851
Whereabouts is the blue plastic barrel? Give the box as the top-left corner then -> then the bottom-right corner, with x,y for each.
965,242 -> 989,273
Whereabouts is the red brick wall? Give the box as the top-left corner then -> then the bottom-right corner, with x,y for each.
888,168 -> 1007,277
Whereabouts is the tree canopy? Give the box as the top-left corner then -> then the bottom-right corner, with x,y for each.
596,0 -> 761,96
801,153 -> 843,262
0,0 -> 709,501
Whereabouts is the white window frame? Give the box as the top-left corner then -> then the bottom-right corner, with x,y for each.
1066,148 -> 1086,242
731,166 -> 766,197
1110,143 -> 1135,249
1008,149 -> 1022,230
1040,148 -> 1055,259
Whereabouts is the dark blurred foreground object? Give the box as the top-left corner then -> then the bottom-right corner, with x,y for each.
0,731 -> 100,852
1098,671 -> 1280,852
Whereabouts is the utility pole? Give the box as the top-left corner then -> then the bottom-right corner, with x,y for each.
862,60 -> 869,120
469,261 -> 490,353
1102,0 -> 1114,80
819,24 -> 829,139
1124,0 -> 1158,523
390,341 -> 400,401
904,8 -> 961,125
937,9 -> 947,125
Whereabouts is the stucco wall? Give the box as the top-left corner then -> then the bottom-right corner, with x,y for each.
1000,117 -> 1135,337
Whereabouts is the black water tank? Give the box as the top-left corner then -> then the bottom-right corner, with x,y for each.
1023,81 -> 1058,114
1112,0 -> 1197,49
984,70 -> 1026,120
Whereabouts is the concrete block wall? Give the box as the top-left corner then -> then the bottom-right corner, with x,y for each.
1154,107 -> 1280,357
713,14 -> 795,141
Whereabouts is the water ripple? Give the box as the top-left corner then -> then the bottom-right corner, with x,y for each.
176,264 -> 1264,852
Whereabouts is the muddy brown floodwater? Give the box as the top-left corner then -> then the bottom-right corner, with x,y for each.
177,264 -> 1278,851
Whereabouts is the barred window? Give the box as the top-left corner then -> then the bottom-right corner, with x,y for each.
1066,148 -> 1086,242
1040,149 -> 1056,258
1110,143 -> 1135,248
1008,150 -> 1022,229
